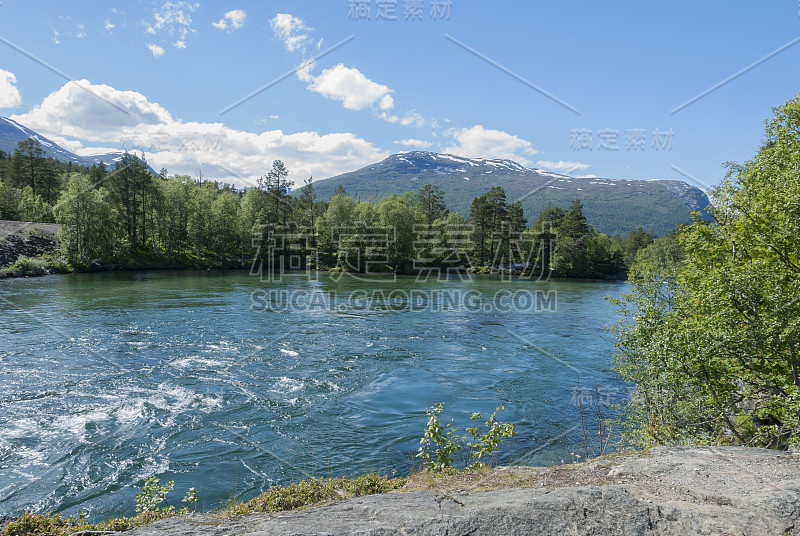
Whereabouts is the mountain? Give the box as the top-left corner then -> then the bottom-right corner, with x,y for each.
0,116 -> 128,169
309,151 -> 711,236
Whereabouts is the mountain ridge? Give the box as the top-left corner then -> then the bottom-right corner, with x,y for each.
310,151 -> 710,236
0,116 -> 129,169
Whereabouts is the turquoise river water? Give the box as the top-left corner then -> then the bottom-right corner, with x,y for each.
0,270 -> 627,519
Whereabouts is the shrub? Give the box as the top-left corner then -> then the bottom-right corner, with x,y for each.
417,402 -> 516,472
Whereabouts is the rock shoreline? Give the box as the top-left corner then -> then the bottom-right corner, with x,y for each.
124,446 -> 800,535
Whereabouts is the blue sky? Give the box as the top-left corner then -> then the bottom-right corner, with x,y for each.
0,1 -> 798,189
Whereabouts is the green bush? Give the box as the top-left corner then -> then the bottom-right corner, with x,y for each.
1,476 -> 197,536
0,254 -> 71,278
135,476 -> 174,514
417,402 -> 516,472
1,509 -> 174,536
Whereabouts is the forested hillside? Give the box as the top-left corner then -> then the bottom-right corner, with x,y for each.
307,152 -> 709,237
0,141 -> 657,278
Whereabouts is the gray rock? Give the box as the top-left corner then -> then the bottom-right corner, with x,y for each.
0,220 -> 60,268
126,446 -> 800,535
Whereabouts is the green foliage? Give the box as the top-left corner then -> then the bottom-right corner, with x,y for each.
54,173 -> 116,264
11,139 -> 45,195
135,476 -> 175,514
0,508 -> 180,536
0,179 -> 22,220
1,476 -> 193,536
0,254 -> 70,278
417,183 -> 447,226
417,403 -> 463,472
417,402 -> 516,472
182,487 -> 199,512
1,511 -> 90,536
18,186 -> 52,222
3,155 -> 649,278
1,473 -> 405,535
222,474 -> 406,516
619,227 -> 655,266
525,199 -> 626,278
611,93 -> 800,449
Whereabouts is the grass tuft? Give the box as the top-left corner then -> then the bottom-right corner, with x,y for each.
222,474 -> 406,516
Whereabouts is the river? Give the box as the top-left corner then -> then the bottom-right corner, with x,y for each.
0,270 -> 627,519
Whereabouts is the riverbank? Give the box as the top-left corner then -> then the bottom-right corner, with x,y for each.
21,446 -> 796,536
0,219 -> 629,280
122,446 -> 800,535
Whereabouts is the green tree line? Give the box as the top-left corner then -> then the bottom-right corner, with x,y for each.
0,140 -> 654,276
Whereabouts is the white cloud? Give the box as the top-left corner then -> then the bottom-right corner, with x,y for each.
402,112 -> 433,128
49,17 -> 87,43
12,80 -> 173,141
378,111 -> 433,128
104,8 -> 126,33
270,12 -> 434,128
444,125 -> 538,165
11,80 -> 389,187
535,160 -> 591,175
147,43 -> 165,57
0,70 -> 22,109
379,94 -> 394,110
213,9 -> 247,31
269,12 -> 434,127
306,64 -> 393,111
270,13 -> 311,53
144,1 -> 198,51
394,139 -> 432,149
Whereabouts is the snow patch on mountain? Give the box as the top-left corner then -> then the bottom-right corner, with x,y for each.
0,115 -> 134,170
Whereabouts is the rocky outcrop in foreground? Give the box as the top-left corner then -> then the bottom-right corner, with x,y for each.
127,446 -> 800,535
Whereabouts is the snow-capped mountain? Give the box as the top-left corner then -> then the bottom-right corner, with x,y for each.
310,151 -> 711,236
0,116 -> 128,169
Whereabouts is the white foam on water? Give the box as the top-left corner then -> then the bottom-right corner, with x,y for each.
106,384 -> 223,426
52,410 -> 110,435
312,379 -> 343,392
170,356 -> 226,368
273,377 -> 304,393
